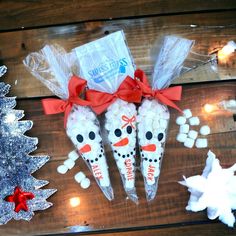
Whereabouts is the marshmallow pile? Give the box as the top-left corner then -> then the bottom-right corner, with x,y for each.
105,99 -> 138,203
180,150 -> 236,227
66,105 -> 114,200
176,109 -> 210,148
74,171 -> 91,189
57,150 -> 91,189
57,150 -> 79,174
137,98 -> 169,201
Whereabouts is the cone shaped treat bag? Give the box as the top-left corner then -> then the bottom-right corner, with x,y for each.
23,45 -> 114,201
136,36 -> 194,201
73,31 -> 142,203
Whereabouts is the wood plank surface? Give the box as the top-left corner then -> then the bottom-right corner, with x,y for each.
0,1 -> 236,31
1,11 -> 236,98
0,82 -> 235,236
87,223 -> 236,236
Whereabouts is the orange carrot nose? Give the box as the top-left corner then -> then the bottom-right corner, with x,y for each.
113,137 -> 129,147
141,144 -> 156,152
79,144 -> 91,153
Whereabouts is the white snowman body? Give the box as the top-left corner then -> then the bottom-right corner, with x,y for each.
137,98 -> 169,199
105,99 -> 137,190
66,105 -> 111,189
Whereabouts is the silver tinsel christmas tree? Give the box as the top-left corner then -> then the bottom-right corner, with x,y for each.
0,66 -> 56,224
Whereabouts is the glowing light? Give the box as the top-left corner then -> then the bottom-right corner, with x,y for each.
204,104 -> 217,113
5,113 -> 16,123
218,41 -> 236,61
69,197 -> 80,207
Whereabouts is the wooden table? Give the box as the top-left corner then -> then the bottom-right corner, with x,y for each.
0,1 -> 236,235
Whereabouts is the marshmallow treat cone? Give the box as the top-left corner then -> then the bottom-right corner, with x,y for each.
105,99 -> 138,204
67,105 -> 114,201
137,98 -> 170,201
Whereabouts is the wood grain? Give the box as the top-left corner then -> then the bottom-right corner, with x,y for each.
0,82 -> 235,236
89,223 -> 236,236
1,11 -> 236,98
0,1 -> 236,31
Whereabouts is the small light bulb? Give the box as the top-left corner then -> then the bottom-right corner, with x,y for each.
69,197 -> 80,207
204,104 -> 216,113
218,41 -> 236,61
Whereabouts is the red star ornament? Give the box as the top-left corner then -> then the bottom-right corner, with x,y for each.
4,186 -> 35,213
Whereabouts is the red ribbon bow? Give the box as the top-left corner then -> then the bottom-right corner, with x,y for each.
135,69 -> 182,112
86,76 -> 142,114
121,115 -> 136,129
42,75 -> 90,127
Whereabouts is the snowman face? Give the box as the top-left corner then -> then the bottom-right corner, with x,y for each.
137,99 -> 170,165
74,129 -> 104,164
140,129 -> 165,164
66,106 -> 105,164
108,114 -> 137,158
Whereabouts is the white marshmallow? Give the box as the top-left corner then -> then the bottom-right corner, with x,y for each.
176,116 -> 186,125
179,124 -> 190,133
57,165 -> 68,174
188,130 -> 198,140
159,119 -> 168,128
64,159 -> 75,169
74,171 -> 86,183
68,150 -> 79,161
196,138 -> 208,148
183,109 -> 192,119
184,138 -> 195,148
200,125 -> 211,136
176,133 -> 187,143
189,117 -> 200,126
80,178 -> 91,189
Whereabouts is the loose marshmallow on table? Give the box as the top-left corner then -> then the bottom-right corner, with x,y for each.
176,116 -> 186,125
183,109 -> 192,119
188,130 -> 198,140
196,138 -> 208,148
189,117 -> 200,126
200,125 -> 211,136
57,165 -> 68,174
64,159 -> 75,169
68,150 -> 79,161
179,124 -> 190,133
80,178 -> 91,189
74,171 -> 86,183
184,138 -> 195,148
176,133 -> 187,143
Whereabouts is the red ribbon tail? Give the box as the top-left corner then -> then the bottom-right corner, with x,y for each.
90,99 -> 115,115
161,86 -> 182,101
64,105 -> 72,128
155,93 -> 182,113
42,98 -> 66,115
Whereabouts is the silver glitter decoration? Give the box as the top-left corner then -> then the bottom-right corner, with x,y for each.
0,67 -> 57,224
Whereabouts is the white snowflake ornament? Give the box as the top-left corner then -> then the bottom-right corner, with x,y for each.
180,150 -> 236,227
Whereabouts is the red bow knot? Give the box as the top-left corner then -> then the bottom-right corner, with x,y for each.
121,115 -> 136,129
86,76 -> 142,114
42,75 -> 90,127
134,69 -> 182,112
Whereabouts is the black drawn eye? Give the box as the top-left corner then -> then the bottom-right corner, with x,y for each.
76,134 -> 83,143
89,131 -> 95,140
126,125 -> 132,134
145,131 -> 153,140
114,129 -> 122,137
158,133 -> 164,141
